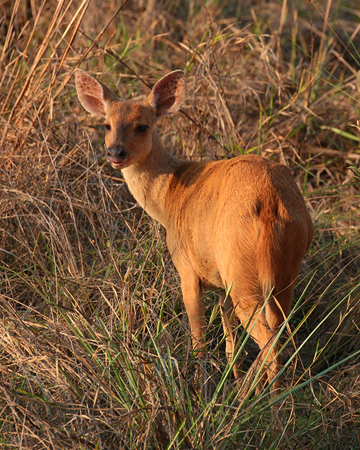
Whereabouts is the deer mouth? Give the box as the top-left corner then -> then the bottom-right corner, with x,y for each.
106,149 -> 130,170
108,157 -> 129,170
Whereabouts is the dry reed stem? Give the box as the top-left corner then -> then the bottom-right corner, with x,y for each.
0,0 -> 359,448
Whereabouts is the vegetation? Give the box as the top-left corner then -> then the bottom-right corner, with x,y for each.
0,0 -> 359,448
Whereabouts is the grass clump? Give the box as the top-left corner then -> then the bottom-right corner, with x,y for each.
1,0 -> 360,448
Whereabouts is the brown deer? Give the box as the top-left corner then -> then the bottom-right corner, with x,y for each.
75,69 -> 313,396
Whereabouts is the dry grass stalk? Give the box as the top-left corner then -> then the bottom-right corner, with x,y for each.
0,1 -> 359,448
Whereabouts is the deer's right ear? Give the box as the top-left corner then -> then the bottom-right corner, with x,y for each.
75,69 -> 117,117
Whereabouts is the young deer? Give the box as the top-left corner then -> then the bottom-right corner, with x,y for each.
75,69 -> 313,396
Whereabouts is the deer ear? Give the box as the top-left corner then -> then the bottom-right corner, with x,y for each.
75,69 -> 118,117
146,70 -> 186,117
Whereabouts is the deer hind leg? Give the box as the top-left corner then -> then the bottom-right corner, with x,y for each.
258,281 -> 296,394
248,316 -> 282,396
250,277 -> 299,397
231,294 -> 284,397
219,290 -> 243,381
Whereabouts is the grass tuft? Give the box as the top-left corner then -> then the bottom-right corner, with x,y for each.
1,0 -> 359,448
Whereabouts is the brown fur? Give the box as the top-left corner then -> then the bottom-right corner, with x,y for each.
75,69 -> 313,396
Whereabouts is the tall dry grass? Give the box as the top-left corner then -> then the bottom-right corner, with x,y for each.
1,0 -> 360,448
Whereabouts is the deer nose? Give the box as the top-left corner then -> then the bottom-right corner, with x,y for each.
106,146 -> 127,163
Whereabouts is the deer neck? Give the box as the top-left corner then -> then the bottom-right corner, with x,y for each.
121,130 -> 182,227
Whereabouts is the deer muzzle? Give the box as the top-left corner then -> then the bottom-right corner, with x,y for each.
106,146 -> 128,168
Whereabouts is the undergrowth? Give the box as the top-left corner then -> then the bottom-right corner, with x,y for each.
0,0 -> 359,449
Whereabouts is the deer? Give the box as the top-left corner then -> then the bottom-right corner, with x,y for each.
75,68 -> 313,397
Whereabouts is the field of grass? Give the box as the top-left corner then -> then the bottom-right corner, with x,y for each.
1,0 -> 360,448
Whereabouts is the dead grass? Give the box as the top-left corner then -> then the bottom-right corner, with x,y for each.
1,0 -> 360,448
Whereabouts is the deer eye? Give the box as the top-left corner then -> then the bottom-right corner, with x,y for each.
135,124 -> 149,133
104,124 -> 111,131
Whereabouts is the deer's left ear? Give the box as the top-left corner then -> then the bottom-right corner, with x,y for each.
146,70 -> 186,117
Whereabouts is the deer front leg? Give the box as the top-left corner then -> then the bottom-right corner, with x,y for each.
180,274 -> 206,358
